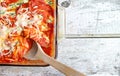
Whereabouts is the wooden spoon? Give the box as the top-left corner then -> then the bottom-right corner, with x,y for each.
24,41 -> 85,76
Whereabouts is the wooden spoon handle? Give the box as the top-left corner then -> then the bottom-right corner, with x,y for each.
44,56 -> 86,76
36,43 -> 86,76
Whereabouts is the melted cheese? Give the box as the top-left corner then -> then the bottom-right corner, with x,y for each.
23,0 -> 29,3
0,25 -> 17,55
0,6 -> 7,14
15,8 -> 43,28
0,17 -> 22,55
0,7 -> 44,55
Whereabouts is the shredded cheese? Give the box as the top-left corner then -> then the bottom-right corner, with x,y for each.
0,25 -> 18,55
15,8 -> 43,28
0,6 -> 44,56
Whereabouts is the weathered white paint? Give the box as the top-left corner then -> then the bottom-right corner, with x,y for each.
0,0 -> 120,76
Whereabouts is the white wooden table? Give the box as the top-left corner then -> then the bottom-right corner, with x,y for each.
0,0 -> 120,76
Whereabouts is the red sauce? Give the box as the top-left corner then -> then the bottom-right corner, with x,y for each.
1,0 -> 18,7
6,0 -> 18,5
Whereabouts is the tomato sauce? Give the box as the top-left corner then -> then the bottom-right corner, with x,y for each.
5,0 -> 18,5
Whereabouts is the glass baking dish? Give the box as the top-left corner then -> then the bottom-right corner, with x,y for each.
0,0 -> 58,66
